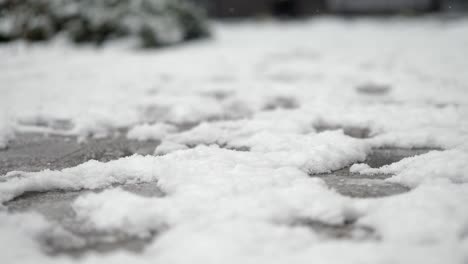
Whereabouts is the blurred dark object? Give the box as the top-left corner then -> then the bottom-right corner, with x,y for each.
0,0 -> 210,47
193,0 -> 468,17
193,0 -> 326,17
328,0 -> 441,13
440,0 -> 468,11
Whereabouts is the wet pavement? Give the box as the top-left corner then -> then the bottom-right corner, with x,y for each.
292,218 -> 378,241
0,133 -> 434,255
0,133 -> 159,175
313,148 -> 433,198
1,133 -> 164,255
6,181 -> 164,256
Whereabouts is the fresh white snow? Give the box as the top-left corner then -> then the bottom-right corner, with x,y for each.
127,122 -> 177,141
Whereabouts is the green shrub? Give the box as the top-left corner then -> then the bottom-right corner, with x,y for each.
0,0 -> 210,47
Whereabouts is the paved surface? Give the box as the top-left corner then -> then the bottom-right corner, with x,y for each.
0,133 -> 163,255
314,148 -> 432,198
0,133 -> 159,175
0,133 -> 433,255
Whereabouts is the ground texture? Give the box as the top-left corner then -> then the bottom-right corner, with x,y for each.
1,17 -> 468,264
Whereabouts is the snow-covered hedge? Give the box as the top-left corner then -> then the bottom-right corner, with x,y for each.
0,0 -> 210,47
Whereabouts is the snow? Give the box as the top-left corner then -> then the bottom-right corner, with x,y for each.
2,145 -> 468,263
351,149 -> 468,187
127,122 -> 177,141
154,141 -> 188,155
158,120 -> 370,173
356,182 -> 468,243
0,114 -> 14,149
2,19 -> 468,143
1,17 -> 468,263
0,211 -> 71,263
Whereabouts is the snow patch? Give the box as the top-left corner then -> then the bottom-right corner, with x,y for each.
351,149 -> 468,187
127,123 -> 177,141
0,115 -> 14,149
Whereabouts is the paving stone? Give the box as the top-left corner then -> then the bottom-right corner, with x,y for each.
292,219 -> 377,241
312,148 -> 434,198
356,83 -> 392,95
314,125 -> 371,139
0,133 -> 159,175
1,133 -> 163,255
6,182 -> 163,256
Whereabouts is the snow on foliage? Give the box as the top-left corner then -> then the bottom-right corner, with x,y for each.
0,0 -> 209,47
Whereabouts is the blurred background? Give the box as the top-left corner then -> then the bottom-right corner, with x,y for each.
1,0 -> 467,48
195,0 -> 468,17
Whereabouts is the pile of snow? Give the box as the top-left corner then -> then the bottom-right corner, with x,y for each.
157,121 -> 370,173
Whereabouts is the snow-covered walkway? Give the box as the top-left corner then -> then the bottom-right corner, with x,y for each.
1,17 -> 468,263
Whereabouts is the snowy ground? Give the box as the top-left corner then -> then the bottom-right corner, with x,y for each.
1,17 -> 468,263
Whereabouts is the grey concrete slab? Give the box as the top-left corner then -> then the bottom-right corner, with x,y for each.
292,219 -> 378,241
314,125 -> 371,139
0,133 -> 159,175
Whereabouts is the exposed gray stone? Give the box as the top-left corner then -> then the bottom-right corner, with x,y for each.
314,124 -> 371,139
356,83 -> 391,95
292,219 -> 377,240
0,133 -> 165,255
312,148 -> 434,198
0,133 -> 159,175
6,183 -> 163,256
